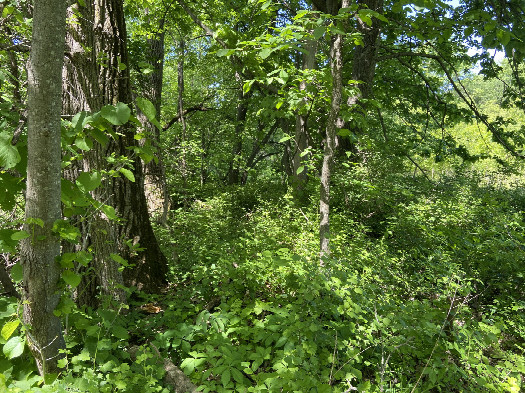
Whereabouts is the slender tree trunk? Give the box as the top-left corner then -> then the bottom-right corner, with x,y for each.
178,38 -> 189,191
227,75 -> 250,185
292,38 -> 317,198
338,0 -> 383,153
320,0 -> 347,258
139,21 -> 169,224
22,0 -> 67,375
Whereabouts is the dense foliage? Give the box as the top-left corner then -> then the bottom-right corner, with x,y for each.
0,0 -> 524,392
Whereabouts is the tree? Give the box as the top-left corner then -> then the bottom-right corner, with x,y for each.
318,0 -> 348,257
21,0 -> 67,375
62,0 -> 168,305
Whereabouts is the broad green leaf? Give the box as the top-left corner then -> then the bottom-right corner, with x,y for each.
1,320 -> 20,340
296,166 -> 305,174
0,173 -> 24,211
0,131 -> 21,169
294,10 -> 309,19
53,220 -> 81,242
279,135 -> 292,143
243,80 -> 254,94
100,103 -> 131,125
71,111 -> 90,133
0,230 -> 17,254
119,168 -> 135,182
62,270 -> 81,288
59,253 -> 76,268
101,204 -> 118,220
221,368 -> 231,387
26,217 -> 44,228
136,97 -> 162,130
313,26 -> 325,40
90,128 -> 110,146
259,48 -> 273,59
10,263 -> 22,283
76,171 -> 102,192
74,136 -> 93,151
10,231 -> 29,241
216,49 -> 235,57
111,325 -> 129,340
3,336 -> 24,359
231,368 -> 244,383
76,251 -> 93,267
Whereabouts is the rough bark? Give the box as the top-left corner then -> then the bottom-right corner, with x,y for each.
338,0 -> 383,153
137,21 -> 169,225
320,0 -> 347,258
63,0 -> 168,306
22,0 -> 67,375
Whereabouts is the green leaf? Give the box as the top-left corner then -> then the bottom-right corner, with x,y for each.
0,131 -> 21,169
221,368 -> 231,387
71,111 -> 91,133
216,49 -> 235,57
1,320 -> 20,341
101,205 -> 118,220
74,136 -> 93,151
259,48 -> 273,59
279,135 -> 292,143
296,166 -> 305,175
3,336 -> 24,359
136,97 -> 162,130
111,325 -> 129,340
10,231 -> 29,241
119,168 -> 135,182
110,253 -> 129,267
231,368 -> 244,383
10,263 -> 22,283
100,103 -> 131,125
313,26 -> 325,40
0,230 -> 17,254
62,270 -> 81,288
53,220 -> 81,242
90,128 -> 110,146
26,217 -> 44,228
243,80 -> 255,94
294,10 -> 309,19
76,171 -> 102,192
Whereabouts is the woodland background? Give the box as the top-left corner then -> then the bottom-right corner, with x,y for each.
0,0 -> 524,391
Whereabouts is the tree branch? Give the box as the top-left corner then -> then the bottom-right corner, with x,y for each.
162,104 -> 213,131
380,47 -> 525,159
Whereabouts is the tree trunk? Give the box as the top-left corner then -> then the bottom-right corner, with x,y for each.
227,76 -> 250,185
338,0 -> 383,153
63,0 -> 167,305
138,21 -> 169,225
292,37 -> 317,199
22,0 -> 67,375
320,0 -> 347,258
178,38 -> 189,192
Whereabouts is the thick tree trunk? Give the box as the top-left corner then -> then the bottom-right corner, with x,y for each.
63,0 -> 168,305
22,0 -> 67,375
320,0 -> 347,258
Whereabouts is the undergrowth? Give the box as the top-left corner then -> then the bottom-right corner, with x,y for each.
0,169 -> 523,392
